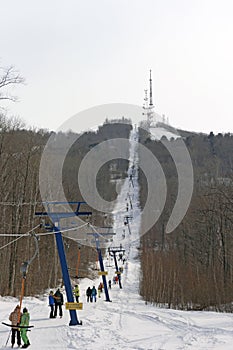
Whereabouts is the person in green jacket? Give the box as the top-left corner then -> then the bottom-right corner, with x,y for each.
20,307 -> 30,348
73,284 -> 80,303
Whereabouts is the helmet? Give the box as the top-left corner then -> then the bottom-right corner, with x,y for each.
23,307 -> 28,313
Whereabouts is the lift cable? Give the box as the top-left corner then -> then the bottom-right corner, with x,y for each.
0,223 -> 90,252
0,224 -> 41,250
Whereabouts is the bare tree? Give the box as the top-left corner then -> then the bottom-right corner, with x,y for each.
0,65 -> 25,103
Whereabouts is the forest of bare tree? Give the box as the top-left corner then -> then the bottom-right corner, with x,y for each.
0,113 -> 131,297
139,129 -> 233,311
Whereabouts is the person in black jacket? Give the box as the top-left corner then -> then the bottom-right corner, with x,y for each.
54,289 -> 64,318
86,287 -> 92,302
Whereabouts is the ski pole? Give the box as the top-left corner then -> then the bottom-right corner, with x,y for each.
5,329 -> 11,347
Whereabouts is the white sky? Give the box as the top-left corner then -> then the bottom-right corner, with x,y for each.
0,0 -> 233,133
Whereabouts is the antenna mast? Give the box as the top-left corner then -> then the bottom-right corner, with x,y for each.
143,70 -> 155,128
149,69 -> 153,106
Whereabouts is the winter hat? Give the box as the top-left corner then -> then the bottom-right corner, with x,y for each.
23,307 -> 28,313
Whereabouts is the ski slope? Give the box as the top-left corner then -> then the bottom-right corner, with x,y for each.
149,126 -> 180,141
0,127 -> 233,349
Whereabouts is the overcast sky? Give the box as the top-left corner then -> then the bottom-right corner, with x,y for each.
1,0 -> 233,133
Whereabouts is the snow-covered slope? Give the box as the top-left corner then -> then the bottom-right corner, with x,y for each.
0,127 -> 233,349
149,126 -> 180,141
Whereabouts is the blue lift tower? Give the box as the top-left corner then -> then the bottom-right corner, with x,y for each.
87,228 -> 115,302
35,201 -> 92,326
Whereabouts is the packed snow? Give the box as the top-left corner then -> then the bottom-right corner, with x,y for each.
0,127 -> 233,349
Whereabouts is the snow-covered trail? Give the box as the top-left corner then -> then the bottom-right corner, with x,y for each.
0,126 -> 233,349
1,284 -> 233,350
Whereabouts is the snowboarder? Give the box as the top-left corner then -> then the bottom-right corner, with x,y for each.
9,305 -> 21,348
48,290 -> 55,318
73,284 -> 80,303
54,288 -> 64,318
91,286 -> 97,302
20,307 -> 30,348
86,287 -> 92,302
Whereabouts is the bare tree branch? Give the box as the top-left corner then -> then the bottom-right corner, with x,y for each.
0,65 -> 25,103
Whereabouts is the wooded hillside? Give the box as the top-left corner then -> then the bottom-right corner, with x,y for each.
0,115 -> 131,296
139,129 -> 233,311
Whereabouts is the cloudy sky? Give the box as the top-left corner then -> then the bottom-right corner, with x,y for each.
1,0 -> 233,133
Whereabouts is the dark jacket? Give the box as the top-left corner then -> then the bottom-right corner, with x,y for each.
54,290 -> 64,305
86,287 -> 92,297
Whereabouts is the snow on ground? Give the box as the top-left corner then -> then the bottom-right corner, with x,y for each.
0,127 -> 233,349
149,126 -> 180,141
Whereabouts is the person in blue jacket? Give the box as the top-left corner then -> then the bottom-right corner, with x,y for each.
91,286 -> 97,302
48,290 -> 55,318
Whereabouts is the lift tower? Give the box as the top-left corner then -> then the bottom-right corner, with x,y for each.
87,228 -> 115,302
108,246 -> 125,289
35,201 -> 92,326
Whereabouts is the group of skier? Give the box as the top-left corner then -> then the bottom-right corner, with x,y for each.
48,288 -> 64,319
86,278 -> 117,300
86,286 -> 97,302
7,260 -> 125,348
48,284 -> 81,319
46,258 -> 125,318
9,305 -> 30,348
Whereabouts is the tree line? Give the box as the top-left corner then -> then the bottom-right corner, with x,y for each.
0,90 -> 131,297
139,129 -> 233,311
